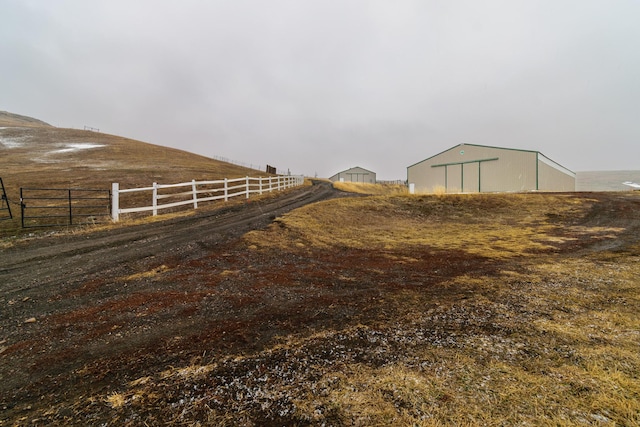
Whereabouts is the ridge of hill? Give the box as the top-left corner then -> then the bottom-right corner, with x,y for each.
0,111 -> 52,128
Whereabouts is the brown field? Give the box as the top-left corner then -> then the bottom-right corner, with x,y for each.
2,114 -> 640,426
0,115 -> 268,235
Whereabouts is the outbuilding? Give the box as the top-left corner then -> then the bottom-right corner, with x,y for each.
329,166 -> 376,184
407,143 -> 575,193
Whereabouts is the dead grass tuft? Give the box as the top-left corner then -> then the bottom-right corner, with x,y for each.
105,392 -> 126,409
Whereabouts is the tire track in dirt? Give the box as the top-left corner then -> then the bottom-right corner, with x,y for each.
0,180 -> 342,298
0,180 -> 346,405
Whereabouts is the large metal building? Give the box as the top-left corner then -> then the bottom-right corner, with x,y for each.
329,166 -> 376,183
407,143 -> 575,193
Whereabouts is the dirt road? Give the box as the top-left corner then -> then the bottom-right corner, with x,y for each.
0,180 -> 346,414
1,180 -> 340,294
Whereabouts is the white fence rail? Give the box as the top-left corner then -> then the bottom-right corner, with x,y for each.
111,175 -> 304,222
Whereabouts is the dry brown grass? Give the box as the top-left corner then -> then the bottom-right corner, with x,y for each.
333,181 -> 409,195
246,193 -> 620,258
239,193 -> 640,425
0,126 -> 275,235
65,192 -> 638,426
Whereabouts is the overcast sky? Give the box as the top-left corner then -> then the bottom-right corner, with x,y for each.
2,1 -> 639,179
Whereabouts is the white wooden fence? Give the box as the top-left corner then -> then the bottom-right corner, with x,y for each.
111,175 -> 304,222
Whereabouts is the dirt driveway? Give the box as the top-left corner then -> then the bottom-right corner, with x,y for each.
0,181 -> 347,417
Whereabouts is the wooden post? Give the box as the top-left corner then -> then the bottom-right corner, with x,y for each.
192,179 -> 198,209
68,189 -> 73,225
20,187 -> 25,228
152,182 -> 158,216
246,176 -> 250,199
224,178 -> 228,201
111,183 -> 119,222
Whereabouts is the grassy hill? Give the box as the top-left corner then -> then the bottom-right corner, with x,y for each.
0,110 -> 52,128
0,111 -> 270,233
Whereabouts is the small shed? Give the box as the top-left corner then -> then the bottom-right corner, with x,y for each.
329,166 -> 376,184
407,143 -> 575,193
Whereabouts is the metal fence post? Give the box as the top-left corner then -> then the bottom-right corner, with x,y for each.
0,177 -> 12,220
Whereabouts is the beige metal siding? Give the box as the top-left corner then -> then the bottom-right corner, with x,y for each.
409,145 -> 535,193
447,164 -> 462,192
481,149 -> 536,192
329,167 -> 376,183
538,159 -> 576,191
407,161 -> 440,193
408,144 -> 574,193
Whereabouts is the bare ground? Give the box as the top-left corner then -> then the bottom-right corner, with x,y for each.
1,187 -> 639,426
1,182 -> 348,421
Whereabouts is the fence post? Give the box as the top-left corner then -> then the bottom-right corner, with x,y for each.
224,178 -> 228,201
111,183 -> 120,222
152,182 -> 158,216
68,189 -> 73,225
0,177 -> 12,219
192,179 -> 198,209
20,188 -> 25,228
259,177 -> 263,195
246,176 -> 250,199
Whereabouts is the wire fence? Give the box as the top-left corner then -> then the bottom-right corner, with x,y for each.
210,155 -> 293,176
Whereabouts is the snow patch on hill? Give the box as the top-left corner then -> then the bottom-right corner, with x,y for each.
0,135 -> 28,149
51,143 -> 106,154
